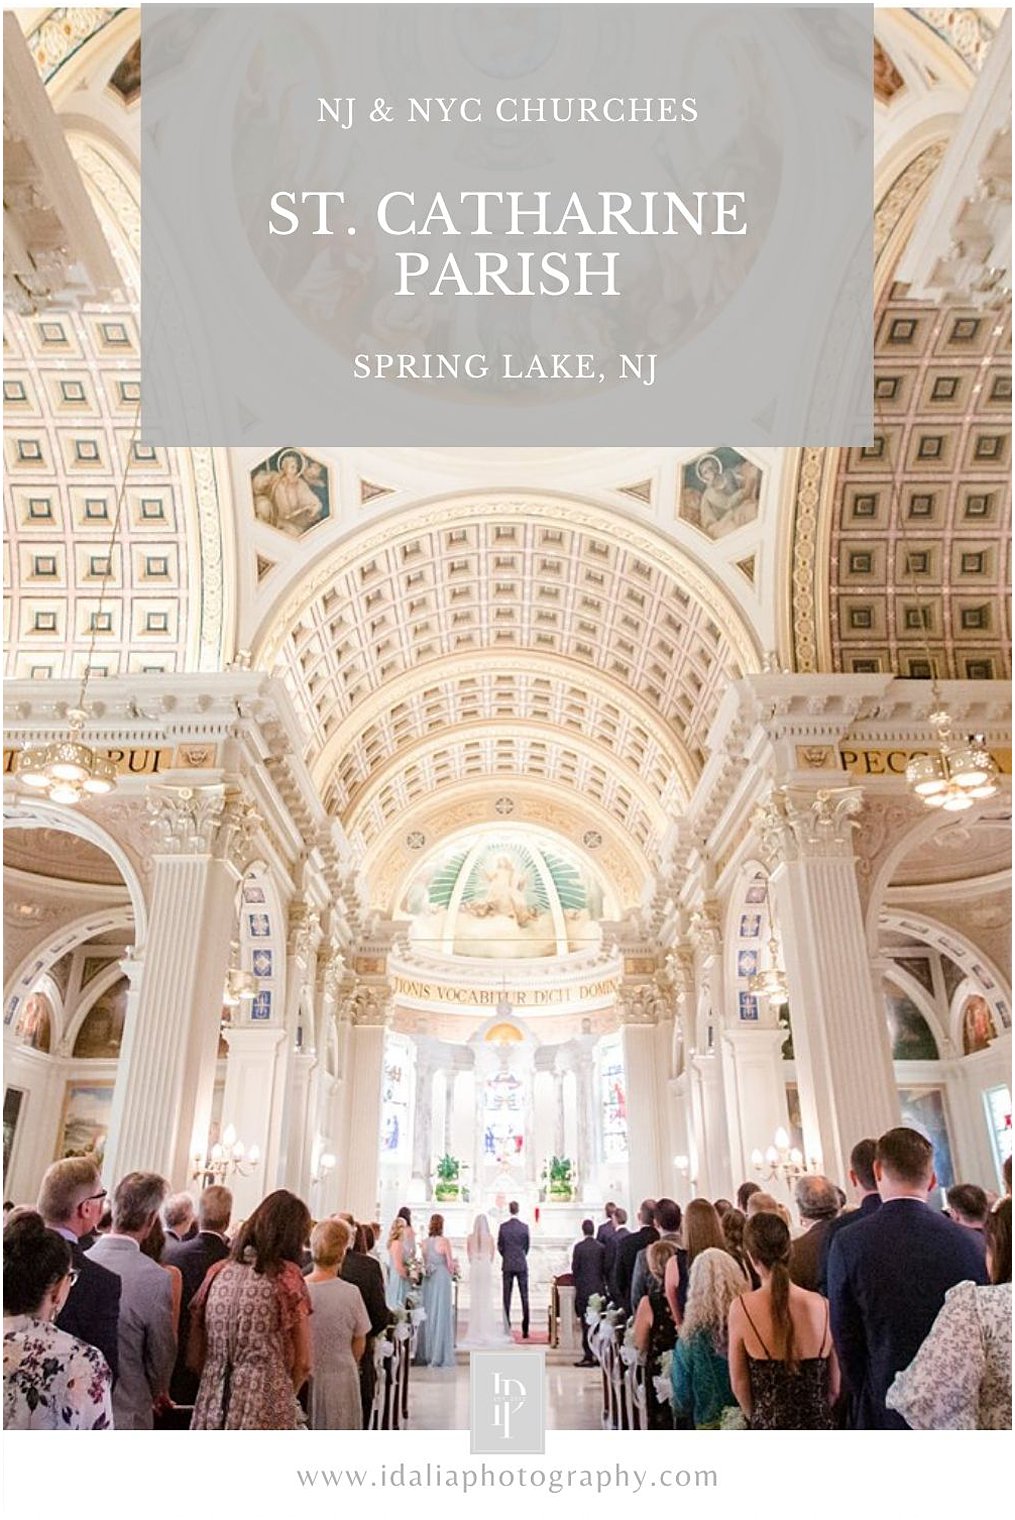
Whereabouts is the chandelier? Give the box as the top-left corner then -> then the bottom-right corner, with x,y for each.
14,709 -> 117,802
751,1128 -> 817,1185
12,406 -> 141,806
192,1124 -> 261,1186
905,703 -> 1000,812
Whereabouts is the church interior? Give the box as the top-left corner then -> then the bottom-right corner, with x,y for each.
2,6 -> 1012,1390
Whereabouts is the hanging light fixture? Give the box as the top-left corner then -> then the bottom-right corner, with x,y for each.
906,701 -> 999,812
748,879 -> 790,1008
12,405 -> 141,804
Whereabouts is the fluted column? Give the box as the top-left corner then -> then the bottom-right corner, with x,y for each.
553,1066 -> 566,1157
757,786 -> 900,1185
105,781 -> 257,1187
574,1044 -> 596,1202
219,1025 -> 287,1218
337,994 -> 388,1221
686,903 -> 732,1200
620,1009 -> 664,1210
722,1028 -> 789,1188
279,898 -> 321,1192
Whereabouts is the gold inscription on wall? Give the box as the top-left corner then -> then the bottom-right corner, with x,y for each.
795,744 -> 1012,777
391,975 -> 621,1007
3,744 -> 219,776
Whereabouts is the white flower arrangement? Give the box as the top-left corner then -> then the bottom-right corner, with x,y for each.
653,1348 -> 674,1404
409,1304 -> 427,1326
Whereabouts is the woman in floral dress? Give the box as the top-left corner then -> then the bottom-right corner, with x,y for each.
189,1190 -> 312,1429
4,1212 -> 112,1429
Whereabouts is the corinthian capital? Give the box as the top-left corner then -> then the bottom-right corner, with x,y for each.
689,899 -> 722,960
147,782 -> 259,863
287,897 -> 321,959
755,785 -> 864,864
665,945 -> 696,1005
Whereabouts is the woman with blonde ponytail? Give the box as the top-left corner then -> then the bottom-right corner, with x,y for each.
727,1212 -> 839,1428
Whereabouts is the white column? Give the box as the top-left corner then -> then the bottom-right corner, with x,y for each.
689,1054 -> 731,1200
722,1028 -> 789,1189
104,782 -> 255,1188
339,1010 -> 387,1221
759,786 -> 900,1186
621,1017 -> 664,1209
278,899 -> 321,1191
574,1045 -> 596,1202
219,1025 -> 287,1218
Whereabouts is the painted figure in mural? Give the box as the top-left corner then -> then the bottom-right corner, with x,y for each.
474,855 -> 534,926
962,995 -> 996,1056
252,450 -> 327,535
686,451 -> 762,539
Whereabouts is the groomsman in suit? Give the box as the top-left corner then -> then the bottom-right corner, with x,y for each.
596,1202 -> 618,1245
571,1219 -> 607,1365
828,1126 -> 988,1429
604,1207 -> 629,1302
164,1184 -> 232,1404
37,1156 -> 121,1382
497,1201 -> 531,1338
87,1172 -> 177,1430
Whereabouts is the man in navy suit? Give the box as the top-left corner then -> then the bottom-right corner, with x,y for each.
497,1201 -> 530,1338
828,1126 -> 988,1429
818,1138 -> 880,1297
164,1184 -> 232,1404
38,1157 -> 121,1383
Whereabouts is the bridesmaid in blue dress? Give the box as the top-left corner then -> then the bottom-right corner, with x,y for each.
416,1214 -> 457,1368
385,1217 -> 411,1311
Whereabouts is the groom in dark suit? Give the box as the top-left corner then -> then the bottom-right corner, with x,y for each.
497,1201 -> 530,1339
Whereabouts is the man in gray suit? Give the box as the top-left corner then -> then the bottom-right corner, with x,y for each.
87,1171 -> 176,1429
497,1200 -> 531,1338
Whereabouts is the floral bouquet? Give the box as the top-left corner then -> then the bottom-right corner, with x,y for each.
406,1258 -> 425,1288
653,1349 -> 674,1405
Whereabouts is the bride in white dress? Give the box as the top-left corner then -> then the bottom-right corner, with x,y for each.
461,1213 -> 508,1347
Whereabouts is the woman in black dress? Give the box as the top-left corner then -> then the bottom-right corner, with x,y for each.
727,1212 -> 839,1429
632,1238 -> 681,1429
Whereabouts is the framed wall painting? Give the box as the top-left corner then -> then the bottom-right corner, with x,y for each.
56,1080 -> 114,1164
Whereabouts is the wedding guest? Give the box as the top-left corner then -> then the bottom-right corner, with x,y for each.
632,1198 -> 682,1315
946,1183 -> 989,1255
818,1138 -> 880,1297
721,1207 -> 758,1289
189,1190 -> 312,1429
4,1213 -> 113,1429
306,1219 -> 371,1429
163,1193 -> 197,1244
604,1207 -> 629,1303
671,1248 -> 747,1428
340,1217 -> 390,1426
614,1200 -> 658,1315
729,1212 -> 839,1429
36,1156 -> 120,1381
789,1176 -> 841,1291
139,1215 -> 183,1336
165,1184 -> 232,1405
632,1238 -> 680,1429
572,1219 -> 607,1366
828,1127 -> 987,1429
664,1197 -> 727,1327
86,1172 -> 176,1430
737,1181 -> 761,1213
886,1198 -> 1011,1429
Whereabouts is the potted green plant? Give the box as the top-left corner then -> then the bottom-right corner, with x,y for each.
548,1155 -> 575,1201
434,1153 -> 460,1202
